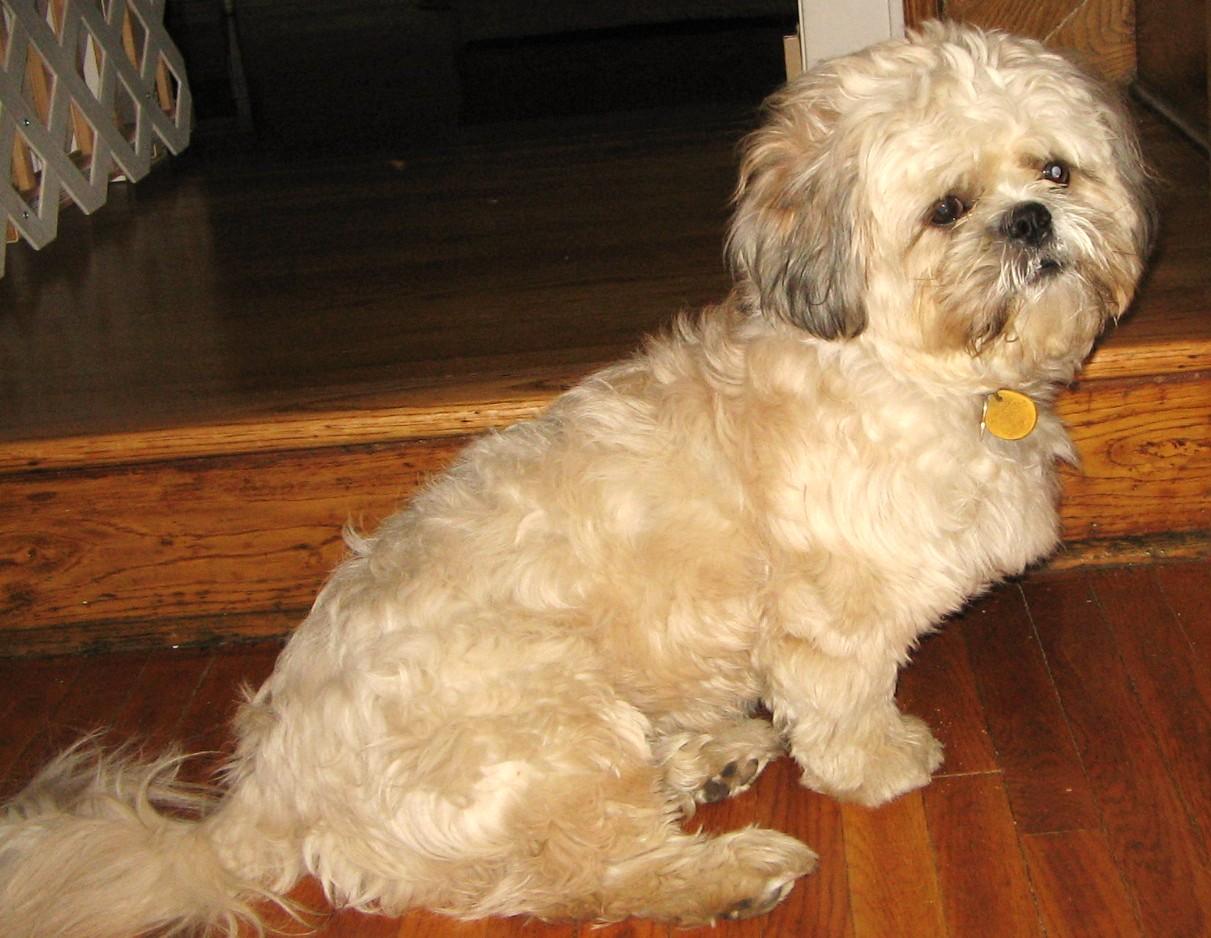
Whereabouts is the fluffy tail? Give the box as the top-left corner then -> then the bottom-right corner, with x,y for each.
0,739 -> 293,938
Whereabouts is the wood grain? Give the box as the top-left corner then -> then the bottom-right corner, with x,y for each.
1057,373 -> 1211,541
958,585 -> 1100,834
942,0 -> 1135,79
0,438 -> 466,643
1047,0 -> 1136,81
1088,567 -> 1211,852
903,0 -> 944,29
1135,0 -> 1209,143
896,624 -> 998,776
1024,573 -> 1211,937
0,654 -> 82,796
1021,829 -> 1143,938
921,772 -> 1044,938
174,640 -> 280,784
1048,530 -> 1211,570
109,645 -> 213,751
841,793 -> 948,938
1154,561 -> 1211,672
5,651 -> 149,792
0,368 -> 575,474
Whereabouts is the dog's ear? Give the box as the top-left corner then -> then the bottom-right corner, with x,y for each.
726,85 -> 868,339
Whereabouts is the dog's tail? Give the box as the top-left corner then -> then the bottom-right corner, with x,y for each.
0,738 -> 295,938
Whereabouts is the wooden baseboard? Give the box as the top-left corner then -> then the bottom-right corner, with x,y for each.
1047,529 -> 1211,572
4,527 -> 1206,659
1,383 -> 1207,658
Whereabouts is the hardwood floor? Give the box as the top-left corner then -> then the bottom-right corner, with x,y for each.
3,559 -> 1209,937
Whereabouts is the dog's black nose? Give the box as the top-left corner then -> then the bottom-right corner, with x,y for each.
1004,201 -> 1052,247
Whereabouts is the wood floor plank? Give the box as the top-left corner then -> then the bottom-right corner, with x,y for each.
1088,567 -> 1211,853
922,772 -> 1044,938
1153,561 -> 1211,674
109,645 -> 213,752
749,759 -> 854,938
5,650 -> 149,793
1021,830 -> 1143,938
315,908 -> 406,937
6,562 -> 1211,937
1024,573 -> 1211,938
174,640 -> 282,783
897,623 -> 998,776
958,585 -> 1099,833
841,793 -> 948,938
0,654 -> 82,797
393,909 -> 501,937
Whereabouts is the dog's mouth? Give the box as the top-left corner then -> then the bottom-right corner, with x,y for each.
1034,256 -> 1063,279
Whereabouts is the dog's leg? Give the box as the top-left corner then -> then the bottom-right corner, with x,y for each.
655,716 -> 784,814
758,632 -> 943,807
502,763 -> 815,924
594,823 -> 817,924
433,705 -> 812,925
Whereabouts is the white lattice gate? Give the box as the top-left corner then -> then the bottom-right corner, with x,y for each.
0,0 -> 191,276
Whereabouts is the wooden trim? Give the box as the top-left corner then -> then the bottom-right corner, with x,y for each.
4,530 -> 1207,658
0,367 -> 580,474
0,608 -> 299,658
903,0 -> 942,29
1045,530 -> 1211,572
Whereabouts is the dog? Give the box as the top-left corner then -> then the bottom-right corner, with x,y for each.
0,21 -> 1152,937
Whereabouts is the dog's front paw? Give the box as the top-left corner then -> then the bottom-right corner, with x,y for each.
794,712 -> 943,807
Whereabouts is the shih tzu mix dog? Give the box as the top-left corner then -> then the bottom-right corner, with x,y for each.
2,21 -> 1152,937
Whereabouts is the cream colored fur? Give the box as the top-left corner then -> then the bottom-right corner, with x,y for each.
1,22 -> 1151,936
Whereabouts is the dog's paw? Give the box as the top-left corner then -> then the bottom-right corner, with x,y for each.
795,712 -> 943,807
657,718 -> 784,813
699,756 -> 764,804
597,824 -> 813,923
719,874 -> 800,920
703,828 -> 816,925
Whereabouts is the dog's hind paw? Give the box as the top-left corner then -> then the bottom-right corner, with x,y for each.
658,717 -> 785,813
720,874 -> 798,920
699,756 -> 763,803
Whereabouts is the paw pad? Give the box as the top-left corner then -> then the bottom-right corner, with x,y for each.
698,758 -> 761,804
720,878 -> 796,920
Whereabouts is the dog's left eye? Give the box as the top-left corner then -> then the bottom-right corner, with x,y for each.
1041,160 -> 1070,186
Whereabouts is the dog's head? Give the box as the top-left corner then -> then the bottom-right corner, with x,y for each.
726,21 -> 1154,385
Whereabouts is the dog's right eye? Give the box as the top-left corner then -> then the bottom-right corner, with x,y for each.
929,195 -> 967,227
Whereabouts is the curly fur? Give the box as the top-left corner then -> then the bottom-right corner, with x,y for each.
1,21 -> 1151,936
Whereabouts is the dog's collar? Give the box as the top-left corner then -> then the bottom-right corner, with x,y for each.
981,389 -> 1038,440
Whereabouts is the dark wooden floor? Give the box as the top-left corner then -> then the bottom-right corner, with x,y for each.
3,559 -> 1210,937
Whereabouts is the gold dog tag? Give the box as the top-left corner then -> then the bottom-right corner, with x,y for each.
982,389 -> 1038,441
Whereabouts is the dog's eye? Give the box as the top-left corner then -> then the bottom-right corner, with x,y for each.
1042,160 -> 1070,186
929,195 -> 967,227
